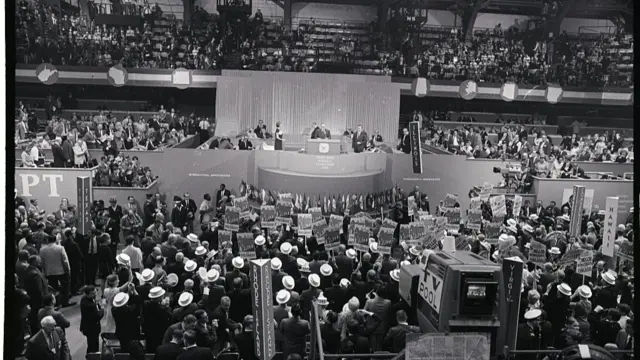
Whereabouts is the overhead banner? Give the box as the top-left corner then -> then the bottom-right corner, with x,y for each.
502,257 -> 524,350
15,167 -> 96,212
409,121 -> 422,174
569,186 -> 586,238
601,197 -> 619,257
250,259 -> 276,360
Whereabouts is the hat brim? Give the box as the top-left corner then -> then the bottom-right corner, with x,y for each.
149,290 -> 166,299
277,294 -> 291,304
113,294 -> 130,308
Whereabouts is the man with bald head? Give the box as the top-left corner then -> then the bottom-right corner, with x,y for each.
25,316 -> 70,360
212,296 -> 241,348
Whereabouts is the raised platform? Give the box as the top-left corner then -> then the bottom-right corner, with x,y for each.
258,167 -> 385,195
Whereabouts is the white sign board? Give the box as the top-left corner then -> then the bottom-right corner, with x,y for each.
601,197 -> 619,258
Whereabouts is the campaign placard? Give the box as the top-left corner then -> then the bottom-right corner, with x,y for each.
224,206 -> 240,232
324,226 -> 341,252
601,197 -> 619,257
484,223 -> 502,244
308,207 -> 324,224
527,240 -> 547,266
479,182 -> 493,202
469,197 -> 482,210
275,200 -> 293,225
618,241 -> 634,262
260,205 -> 276,229
329,214 -> 344,228
490,195 -> 507,216
313,222 -> 328,244
354,225 -> 370,252
297,213 -> 313,236
218,230 -> 232,246
443,193 -> 459,208
512,195 -> 523,218
237,233 -> 256,259
407,196 -> 417,217
444,208 -> 461,229
400,224 -> 412,244
377,227 -> 394,254
234,196 -> 251,219
467,209 -> 482,231
558,248 -> 584,267
576,251 -> 593,276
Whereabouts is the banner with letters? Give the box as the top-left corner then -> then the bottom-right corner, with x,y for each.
324,226 -> 341,252
576,251 -> 593,277
224,206 -> 241,231
233,196 -> 251,219
260,205 -> 276,229
237,233 -> 256,259
467,209 -> 482,231
275,200 -> 293,225
527,240 -> 547,266
250,259 -> 276,360
512,195 -> 523,218
313,222 -> 328,244
490,195 -> 507,216
353,225 -> 370,252
297,213 -> 313,236
409,121 -> 422,174
218,230 -> 232,246
377,227 -> 394,254
329,214 -> 344,228
601,197 -> 619,257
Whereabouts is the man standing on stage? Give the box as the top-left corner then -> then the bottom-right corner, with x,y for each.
352,124 -> 368,153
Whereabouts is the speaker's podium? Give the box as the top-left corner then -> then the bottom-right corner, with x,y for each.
306,138 -> 342,155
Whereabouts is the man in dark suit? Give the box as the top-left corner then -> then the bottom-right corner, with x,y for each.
177,330 -> 214,360
79,286 -> 104,354
237,135 -> 253,150
315,123 -> 331,139
25,255 -> 50,334
171,196 -> 189,233
50,135 -> 67,168
384,310 -> 420,352
155,327 -> 185,360
545,201 -> 560,219
351,125 -> 368,153
397,127 -> 411,154
25,316 -> 71,360
211,297 -> 241,347
182,193 -> 198,234
228,278 -> 252,324
215,184 -> 231,207
143,194 -> 156,228
61,135 -> 74,168
200,275 -> 227,317
233,315 -> 258,360
112,287 -> 143,353
254,120 -> 268,139
333,245 -> 354,280
324,277 -> 348,313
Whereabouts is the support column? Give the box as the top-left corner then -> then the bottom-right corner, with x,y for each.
283,0 -> 292,28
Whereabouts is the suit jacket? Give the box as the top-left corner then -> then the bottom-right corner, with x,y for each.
234,331 -> 258,360
112,301 -> 142,342
216,189 -> 231,206
398,134 -> 411,154
154,342 -> 184,360
107,205 -> 124,231
176,346 -> 215,360
200,284 -> 226,315
171,205 -> 189,228
228,288 -> 252,323
352,131 -> 368,153
274,305 -> 290,324
615,329 -> 633,354
224,270 -> 249,292
80,296 -> 104,335
24,265 -> 49,308
39,243 -> 70,276
315,129 -> 331,139
61,141 -> 74,166
182,199 -> 198,220
51,143 -> 67,167
300,288 -> 321,320
238,139 -> 253,150
25,328 -> 70,360
385,324 -> 421,352
334,254 -> 354,280
37,306 -> 71,329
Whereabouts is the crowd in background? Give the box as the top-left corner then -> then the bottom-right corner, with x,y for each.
15,0 -> 634,87
12,178 -> 635,359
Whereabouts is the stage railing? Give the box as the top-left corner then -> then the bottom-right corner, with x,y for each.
502,345 -> 633,359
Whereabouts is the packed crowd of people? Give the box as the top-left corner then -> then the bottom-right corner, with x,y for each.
12,176 -> 635,359
15,0 -> 634,86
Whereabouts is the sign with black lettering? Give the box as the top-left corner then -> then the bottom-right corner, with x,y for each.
418,268 -> 444,314
250,259 -> 275,360
576,251 -> 593,276
238,233 -> 256,259
618,241 -> 634,262
569,186 -> 586,238
224,206 -> 240,231
409,121 -> 422,174
601,197 -> 618,257
260,205 -> 276,229
297,214 -> 312,236
502,256 -> 523,350
76,176 -> 92,235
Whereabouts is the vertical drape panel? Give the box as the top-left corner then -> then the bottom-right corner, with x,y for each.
215,72 -> 400,140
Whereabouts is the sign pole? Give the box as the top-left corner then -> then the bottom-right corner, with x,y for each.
250,259 -> 275,360
568,185 -> 586,239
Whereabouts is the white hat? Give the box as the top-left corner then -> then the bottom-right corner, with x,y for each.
617,224 -> 626,231
340,278 -> 351,288
317,292 -> 329,306
296,258 -> 308,268
232,257 -> 244,269
507,219 -> 517,227
492,250 -> 499,261
524,242 -> 531,249
507,224 -> 518,233
187,233 -> 199,243
149,286 -> 166,299
524,309 -> 542,320
529,214 -> 539,221
184,260 -> 197,272
480,241 -> 492,253
369,242 -> 378,253
255,235 -> 266,246
141,268 -> 155,282
577,285 -> 592,299
390,269 -> 400,282
280,242 -> 292,255
113,292 -> 130,308
116,253 -> 130,266
198,267 -> 207,281
368,237 -> 376,244
276,290 -> 291,304
206,269 -> 220,283
602,270 -> 617,285
523,224 -> 534,233
282,275 -> 295,290
561,214 -> 570,222
320,264 -> 333,276
557,283 -> 572,296
400,260 -> 411,267
499,234 -> 509,242
409,246 -> 422,256
178,292 -> 194,307
166,273 -> 179,287
346,249 -> 357,259
271,258 -> 282,271
548,247 -> 561,255
195,246 -> 207,256
309,274 -> 321,287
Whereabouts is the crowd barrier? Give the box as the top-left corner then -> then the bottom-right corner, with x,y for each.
93,179 -> 159,210
502,346 -> 632,360
442,114 -> 632,133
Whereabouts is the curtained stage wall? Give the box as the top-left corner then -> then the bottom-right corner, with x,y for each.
215,71 -> 401,143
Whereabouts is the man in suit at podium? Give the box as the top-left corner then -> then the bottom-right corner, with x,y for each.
352,125 -> 368,153
314,124 -> 331,139
397,127 -> 410,154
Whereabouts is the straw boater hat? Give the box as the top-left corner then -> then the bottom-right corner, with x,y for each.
561,214 -> 571,222
232,257 -> 244,269
206,269 -> 220,283
369,242 -> 378,253
113,292 -> 130,308
523,224 -> 534,233
141,268 -> 155,282
390,269 -> 400,282
480,241 -> 492,253
507,218 -> 517,227
557,283 -> 572,296
507,224 -> 518,233
280,242 -> 292,255
297,258 -> 308,268
320,264 -> 333,277
254,235 -> 266,246
276,290 -> 291,305
187,233 -> 199,243
340,279 -> 351,288
602,271 -> 617,285
400,260 -> 411,267
529,214 -> 539,222
524,242 -> 531,249
149,286 -> 166,299
282,275 -> 295,290
346,249 -> 357,259
195,246 -> 207,256
409,246 -> 422,256
166,273 -> 179,288
548,247 -> 561,255
524,309 -> 542,320
116,253 -> 130,266
576,285 -> 592,299
309,274 -> 321,288
184,260 -> 198,272
271,258 -> 283,271
317,292 -> 329,306
178,292 -> 194,307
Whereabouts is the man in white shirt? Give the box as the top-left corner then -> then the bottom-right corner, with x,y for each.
121,235 -> 143,273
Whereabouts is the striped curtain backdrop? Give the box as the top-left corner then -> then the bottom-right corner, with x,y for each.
215,71 -> 401,143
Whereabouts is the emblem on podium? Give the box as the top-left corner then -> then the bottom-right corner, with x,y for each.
319,143 -> 329,153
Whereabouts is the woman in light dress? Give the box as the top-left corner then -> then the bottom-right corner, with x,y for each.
549,155 -> 563,179
101,267 -> 132,333
199,193 -> 214,224
73,138 -> 89,167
